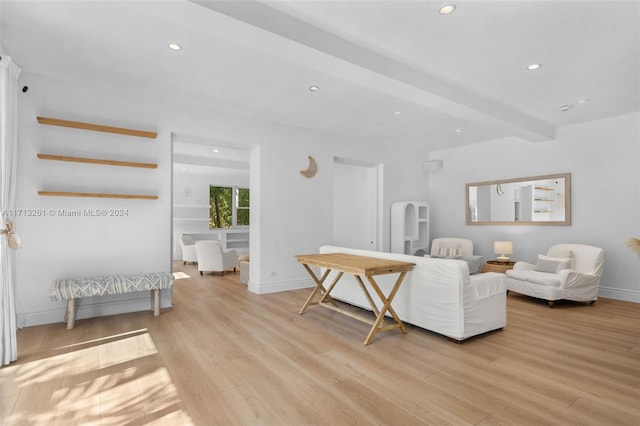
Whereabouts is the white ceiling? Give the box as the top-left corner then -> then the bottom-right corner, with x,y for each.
2,0 -> 639,158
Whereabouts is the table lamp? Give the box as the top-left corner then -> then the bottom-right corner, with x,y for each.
494,241 -> 513,261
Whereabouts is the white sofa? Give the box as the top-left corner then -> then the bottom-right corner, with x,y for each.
319,245 -> 506,342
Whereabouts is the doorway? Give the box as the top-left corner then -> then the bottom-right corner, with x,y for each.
332,157 -> 381,250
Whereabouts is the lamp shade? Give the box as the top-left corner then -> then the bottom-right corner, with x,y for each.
494,241 -> 513,261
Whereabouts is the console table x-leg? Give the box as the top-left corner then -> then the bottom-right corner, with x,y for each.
296,253 -> 415,345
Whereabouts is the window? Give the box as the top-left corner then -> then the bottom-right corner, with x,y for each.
209,185 -> 250,229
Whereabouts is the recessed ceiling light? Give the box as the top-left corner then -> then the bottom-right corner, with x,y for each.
168,43 -> 182,51
394,111 -> 403,116
309,85 -> 319,92
527,63 -> 541,70
560,104 -> 573,112
577,98 -> 588,104
455,128 -> 463,133
213,149 -> 219,153
439,4 -> 456,15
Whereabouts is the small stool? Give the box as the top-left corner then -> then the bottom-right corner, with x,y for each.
237,254 -> 249,268
239,261 -> 249,284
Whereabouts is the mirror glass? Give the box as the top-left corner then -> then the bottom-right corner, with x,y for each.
466,173 -> 571,225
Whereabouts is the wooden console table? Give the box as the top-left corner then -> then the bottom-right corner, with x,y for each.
295,252 -> 415,345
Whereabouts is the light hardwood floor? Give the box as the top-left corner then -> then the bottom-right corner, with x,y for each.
2,261 -> 639,425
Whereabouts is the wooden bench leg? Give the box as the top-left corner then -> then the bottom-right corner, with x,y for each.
152,289 -> 160,316
65,299 -> 76,330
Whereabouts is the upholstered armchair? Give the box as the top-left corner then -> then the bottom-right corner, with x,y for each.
506,243 -> 605,307
195,240 -> 238,275
430,238 -> 474,257
179,235 -> 198,265
429,238 -> 485,275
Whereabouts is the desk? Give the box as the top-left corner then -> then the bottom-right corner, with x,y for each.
296,252 -> 415,345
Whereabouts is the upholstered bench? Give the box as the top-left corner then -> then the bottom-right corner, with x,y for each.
50,272 -> 174,329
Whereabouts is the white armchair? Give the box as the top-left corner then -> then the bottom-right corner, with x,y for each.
430,238 -> 474,256
429,238 -> 486,275
506,243 -> 605,307
179,235 -> 197,265
195,240 -> 238,275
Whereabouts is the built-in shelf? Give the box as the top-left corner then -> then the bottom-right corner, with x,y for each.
534,198 -> 553,202
391,201 -> 429,255
534,187 -> 553,191
37,116 -> 157,139
37,153 -> 157,169
38,191 -> 158,200
181,229 -> 250,254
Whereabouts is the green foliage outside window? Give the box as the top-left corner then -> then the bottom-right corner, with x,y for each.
237,188 -> 250,226
210,186 -> 249,229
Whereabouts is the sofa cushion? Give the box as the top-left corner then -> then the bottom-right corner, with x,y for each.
534,254 -> 572,273
506,269 -> 563,287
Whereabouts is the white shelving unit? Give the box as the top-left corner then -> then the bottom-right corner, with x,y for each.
182,230 -> 250,255
391,201 -> 429,256
532,185 -> 554,221
172,205 -> 249,257
223,230 -> 250,252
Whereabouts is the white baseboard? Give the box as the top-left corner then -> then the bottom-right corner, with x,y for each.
248,278 -> 314,294
598,286 -> 640,303
20,291 -> 173,328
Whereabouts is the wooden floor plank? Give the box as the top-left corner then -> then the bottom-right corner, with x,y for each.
3,261 -> 639,425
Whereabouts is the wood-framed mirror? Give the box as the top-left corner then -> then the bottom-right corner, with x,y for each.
466,173 -> 571,225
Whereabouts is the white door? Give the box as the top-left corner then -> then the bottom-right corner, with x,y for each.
332,159 -> 379,250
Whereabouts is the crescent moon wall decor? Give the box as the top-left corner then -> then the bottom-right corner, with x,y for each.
300,155 -> 318,178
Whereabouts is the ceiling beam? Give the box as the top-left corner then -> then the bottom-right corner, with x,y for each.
190,0 -> 555,142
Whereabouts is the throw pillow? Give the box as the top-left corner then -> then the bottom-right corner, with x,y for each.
547,248 -> 575,269
458,255 -> 485,275
438,247 -> 461,256
534,254 -> 572,274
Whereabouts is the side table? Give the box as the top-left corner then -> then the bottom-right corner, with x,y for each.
482,260 -> 516,274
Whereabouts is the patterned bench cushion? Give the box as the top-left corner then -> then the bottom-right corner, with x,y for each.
50,272 -> 174,301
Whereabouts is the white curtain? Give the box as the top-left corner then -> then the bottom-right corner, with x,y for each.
1,55 -> 21,366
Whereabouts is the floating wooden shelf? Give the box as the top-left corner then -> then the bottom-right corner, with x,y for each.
535,187 -> 553,191
37,153 -> 157,169
37,116 -> 157,139
38,191 -> 158,200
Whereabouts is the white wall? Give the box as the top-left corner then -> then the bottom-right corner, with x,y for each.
15,71 -> 433,324
248,137 -> 429,294
427,112 -> 640,302
15,72 -> 173,326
